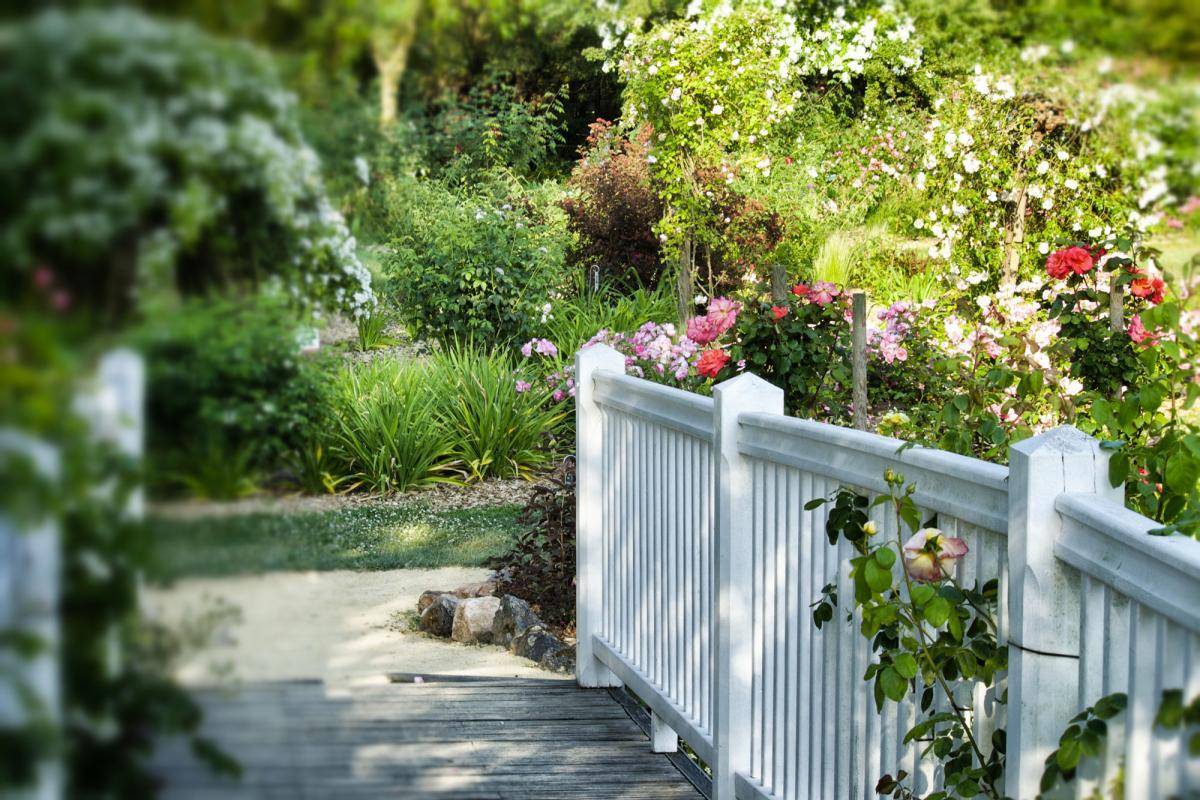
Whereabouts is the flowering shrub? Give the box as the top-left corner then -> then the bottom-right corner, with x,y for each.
706,282 -> 852,417
562,121 -> 665,290
0,9 -> 372,321
809,470 -> 1006,799
607,0 -> 923,254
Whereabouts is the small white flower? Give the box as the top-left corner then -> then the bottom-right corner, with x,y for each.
1036,160 -> 1050,175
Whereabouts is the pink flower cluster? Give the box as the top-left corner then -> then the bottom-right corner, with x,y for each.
520,338 -> 559,358
792,281 -> 842,306
867,302 -> 913,364
685,297 -> 741,345
586,321 -> 699,382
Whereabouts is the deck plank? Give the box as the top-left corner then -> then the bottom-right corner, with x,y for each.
152,678 -> 707,799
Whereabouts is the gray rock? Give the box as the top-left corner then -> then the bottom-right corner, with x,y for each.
419,594 -> 459,638
540,644 -> 575,674
493,595 -> 541,648
451,596 -> 502,644
512,625 -> 565,663
417,590 -> 444,614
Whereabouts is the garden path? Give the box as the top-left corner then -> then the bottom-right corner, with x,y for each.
147,568 -> 706,798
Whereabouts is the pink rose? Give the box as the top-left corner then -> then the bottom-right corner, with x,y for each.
902,528 -> 968,583
686,315 -> 720,345
706,297 -> 741,332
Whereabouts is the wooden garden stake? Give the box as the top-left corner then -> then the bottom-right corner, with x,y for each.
1109,281 -> 1124,332
851,291 -> 868,431
770,263 -> 788,305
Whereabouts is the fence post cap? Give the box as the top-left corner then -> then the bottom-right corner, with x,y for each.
1010,424 -> 1097,458
712,371 -> 783,402
574,342 -> 625,368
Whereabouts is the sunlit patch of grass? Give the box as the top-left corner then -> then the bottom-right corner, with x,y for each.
145,503 -> 522,583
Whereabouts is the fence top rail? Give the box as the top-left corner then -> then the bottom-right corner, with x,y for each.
736,411 -> 1010,533
593,370 -> 714,442
1054,492 -> 1200,632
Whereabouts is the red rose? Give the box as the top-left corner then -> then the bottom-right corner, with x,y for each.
1045,246 -> 1093,279
696,348 -> 730,379
1129,274 -> 1166,305
771,305 -> 789,321
791,283 -> 810,296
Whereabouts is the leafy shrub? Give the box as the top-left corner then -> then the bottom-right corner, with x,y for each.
428,345 -> 567,480
487,458 -> 577,631
562,121 -> 664,290
134,296 -> 327,498
537,280 -> 677,356
382,173 -> 570,345
314,345 -> 566,492
708,283 -> 853,418
322,359 -> 456,494
0,9 -> 372,321
416,73 -> 567,180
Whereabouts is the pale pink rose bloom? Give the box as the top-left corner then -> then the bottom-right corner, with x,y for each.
902,528 -> 969,583
810,281 -> 839,306
686,315 -> 720,345
706,297 -> 741,332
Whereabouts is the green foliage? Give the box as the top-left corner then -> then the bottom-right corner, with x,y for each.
0,9 -> 372,322
1080,302 -> 1200,537
381,173 -> 571,345
322,359 -> 457,493
416,73 -> 567,181
538,280 -> 677,355
487,458 -> 578,629
428,344 -> 567,480
1040,689 -> 1199,797
355,308 -> 397,352
315,344 -> 564,491
1039,692 -> 1127,795
133,295 -> 328,498
146,503 -> 523,581
812,471 -> 1006,800
719,289 -> 852,418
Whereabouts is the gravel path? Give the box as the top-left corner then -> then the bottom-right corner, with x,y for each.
144,567 -> 566,690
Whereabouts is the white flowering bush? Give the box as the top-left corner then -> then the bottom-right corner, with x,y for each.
0,9 -> 372,321
608,0 -> 924,250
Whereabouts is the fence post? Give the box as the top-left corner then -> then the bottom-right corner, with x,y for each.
575,343 -> 627,688
712,373 -> 783,800
0,431 -> 62,800
1005,425 -> 1122,797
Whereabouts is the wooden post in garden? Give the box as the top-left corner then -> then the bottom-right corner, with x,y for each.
712,373 -> 783,800
1109,281 -> 1124,332
574,343 -> 627,689
1005,426 -> 1123,798
676,236 -> 695,327
770,263 -> 788,305
851,291 -> 868,431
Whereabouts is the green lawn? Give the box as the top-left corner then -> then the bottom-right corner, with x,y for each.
146,503 -> 522,583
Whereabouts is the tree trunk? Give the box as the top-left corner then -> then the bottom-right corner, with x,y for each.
374,36 -> 413,128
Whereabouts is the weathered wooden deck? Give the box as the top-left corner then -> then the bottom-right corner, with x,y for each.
153,676 -> 708,799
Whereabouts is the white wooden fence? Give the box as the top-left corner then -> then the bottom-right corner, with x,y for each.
574,343 -> 1200,800
0,349 -> 144,800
